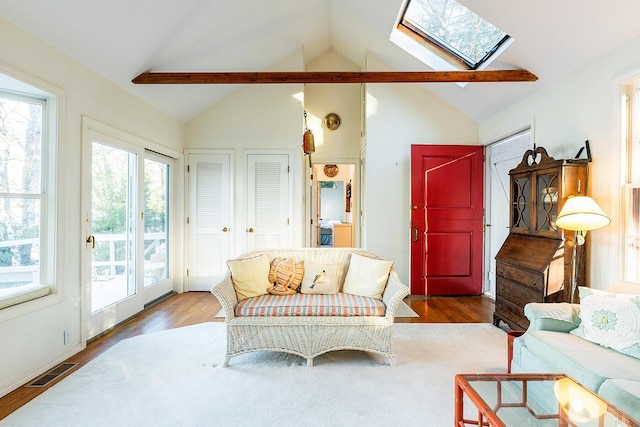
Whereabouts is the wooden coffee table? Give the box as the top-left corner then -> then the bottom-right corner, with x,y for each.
454,373 -> 639,427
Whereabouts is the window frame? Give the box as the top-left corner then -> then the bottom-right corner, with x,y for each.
0,69 -> 60,317
393,0 -> 513,72
622,81 -> 640,282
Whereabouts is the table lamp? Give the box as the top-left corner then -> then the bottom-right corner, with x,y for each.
555,196 -> 610,302
554,377 -> 607,423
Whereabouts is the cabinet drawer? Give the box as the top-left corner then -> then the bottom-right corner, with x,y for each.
495,296 -> 530,330
496,262 -> 544,292
497,278 -> 541,308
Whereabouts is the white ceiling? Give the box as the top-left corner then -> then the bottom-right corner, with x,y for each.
1,0 -> 640,123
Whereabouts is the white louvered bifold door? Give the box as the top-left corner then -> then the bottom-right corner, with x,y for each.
187,153 -> 232,291
246,154 -> 290,251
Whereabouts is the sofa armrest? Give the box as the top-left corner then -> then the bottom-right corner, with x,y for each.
210,272 -> 238,320
524,302 -> 581,332
382,271 -> 410,322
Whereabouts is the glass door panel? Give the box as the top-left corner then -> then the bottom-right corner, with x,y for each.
511,175 -> 530,232
143,158 -> 169,288
536,172 -> 559,232
90,142 -> 138,312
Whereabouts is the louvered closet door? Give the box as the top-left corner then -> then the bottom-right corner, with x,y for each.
187,153 -> 233,291
246,154 -> 291,250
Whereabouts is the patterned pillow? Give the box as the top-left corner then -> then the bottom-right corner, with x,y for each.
570,287 -> 640,359
300,261 -> 339,294
267,257 -> 304,295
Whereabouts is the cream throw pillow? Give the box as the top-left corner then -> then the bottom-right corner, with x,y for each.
300,261 -> 339,294
570,286 -> 640,359
342,253 -> 393,299
227,254 -> 271,301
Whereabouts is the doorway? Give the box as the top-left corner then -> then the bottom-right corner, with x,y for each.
310,163 -> 356,248
410,145 -> 484,295
484,130 -> 532,298
82,119 -> 175,339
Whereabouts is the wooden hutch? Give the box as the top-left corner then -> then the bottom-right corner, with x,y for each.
493,147 -> 588,330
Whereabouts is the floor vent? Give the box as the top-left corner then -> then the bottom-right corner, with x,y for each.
27,363 -> 77,387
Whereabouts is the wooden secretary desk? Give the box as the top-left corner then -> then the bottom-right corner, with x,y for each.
493,147 -> 589,330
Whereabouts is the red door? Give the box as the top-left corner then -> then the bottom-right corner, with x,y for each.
410,145 -> 484,295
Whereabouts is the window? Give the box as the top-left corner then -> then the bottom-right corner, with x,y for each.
0,82 -> 56,309
623,81 -> 640,282
394,0 -> 511,70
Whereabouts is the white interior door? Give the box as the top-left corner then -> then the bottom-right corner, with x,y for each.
187,152 -> 233,291
484,130 -> 532,297
246,153 -> 291,251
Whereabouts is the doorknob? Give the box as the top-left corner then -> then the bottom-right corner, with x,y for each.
222,227 -> 228,232
248,228 -> 254,233
86,234 -> 96,249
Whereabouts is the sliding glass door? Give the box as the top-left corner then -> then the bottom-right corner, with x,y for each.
142,154 -> 172,302
83,124 -> 173,339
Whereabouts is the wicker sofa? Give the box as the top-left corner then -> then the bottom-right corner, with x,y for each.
211,248 -> 410,367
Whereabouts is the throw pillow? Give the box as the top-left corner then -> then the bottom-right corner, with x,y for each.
300,261 -> 339,294
570,287 -> 640,359
342,253 -> 393,299
227,254 -> 271,301
267,257 -> 304,295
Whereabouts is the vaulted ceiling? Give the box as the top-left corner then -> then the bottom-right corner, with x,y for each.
2,0 -> 640,123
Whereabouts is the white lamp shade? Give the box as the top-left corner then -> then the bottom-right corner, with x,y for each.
555,196 -> 611,231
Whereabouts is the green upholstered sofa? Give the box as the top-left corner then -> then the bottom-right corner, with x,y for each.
511,281 -> 640,421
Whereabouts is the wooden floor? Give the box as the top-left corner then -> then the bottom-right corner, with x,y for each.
0,292 -> 495,420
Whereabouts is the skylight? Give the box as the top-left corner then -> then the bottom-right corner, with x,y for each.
397,0 -> 511,70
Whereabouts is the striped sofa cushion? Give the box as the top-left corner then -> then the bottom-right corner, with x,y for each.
235,292 -> 386,317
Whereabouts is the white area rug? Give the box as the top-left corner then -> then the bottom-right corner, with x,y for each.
215,300 -> 420,318
3,323 -> 507,427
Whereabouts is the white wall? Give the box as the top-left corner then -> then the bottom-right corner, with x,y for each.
363,54 -> 479,286
304,50 -> 361,161
480,33 -> 640,290
0,17 -> 183,397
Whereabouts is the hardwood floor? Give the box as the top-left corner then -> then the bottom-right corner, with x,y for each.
0,291 -> 495,420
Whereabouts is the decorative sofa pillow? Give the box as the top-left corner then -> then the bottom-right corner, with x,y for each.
570,286 -> 640,359
342,253 -> 393,299
227,254 -> 271,301
300,261 -> 339,294
267,257 -> 304,295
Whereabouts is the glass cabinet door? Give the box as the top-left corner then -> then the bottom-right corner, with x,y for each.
536,171 -> 559,233
511,175 -> 530,232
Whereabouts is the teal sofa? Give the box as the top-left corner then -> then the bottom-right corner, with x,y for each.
511,281 -> 640,421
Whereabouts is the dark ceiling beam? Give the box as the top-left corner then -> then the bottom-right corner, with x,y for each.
131,70 -> 538,85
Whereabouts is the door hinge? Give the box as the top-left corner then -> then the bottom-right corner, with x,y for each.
287,165 -> 290,173
141,212 -> 144,220
287,218 -> 290,225
186,269 -> 189,276
187,165 -> 190,172
186,217 -> 190,224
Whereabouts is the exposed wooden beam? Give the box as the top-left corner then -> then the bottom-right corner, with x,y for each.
131,70 -> 537,85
